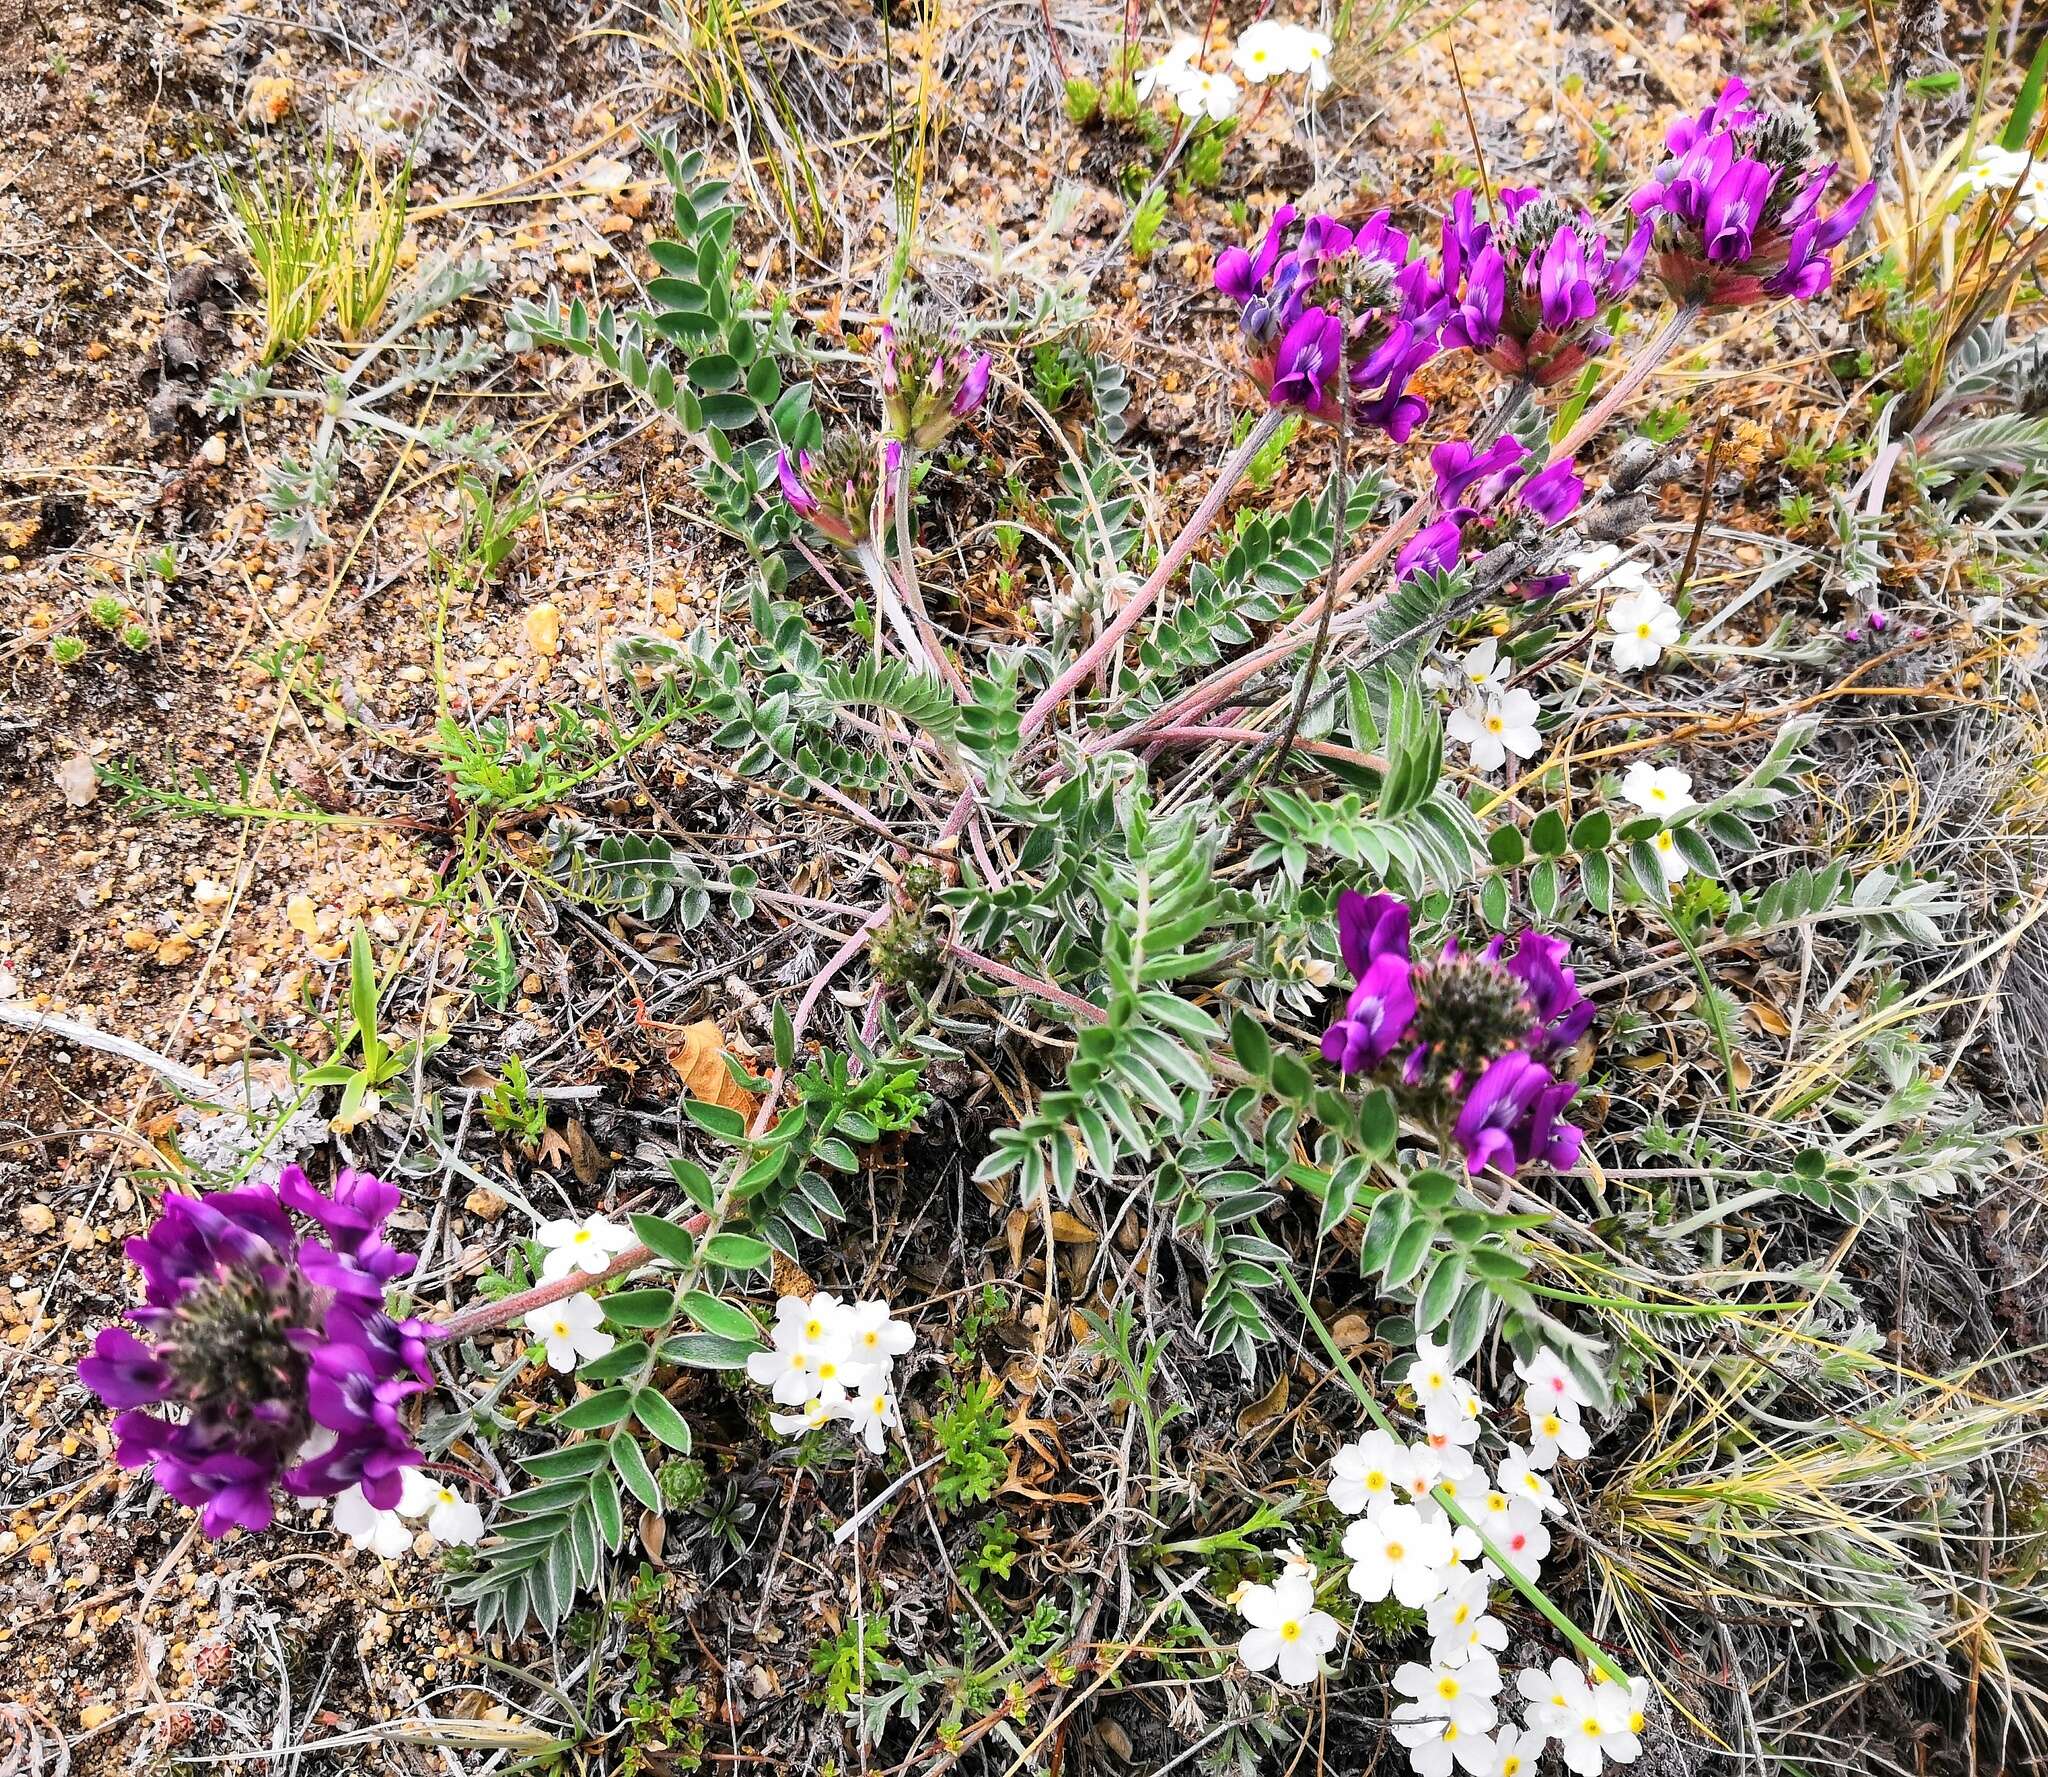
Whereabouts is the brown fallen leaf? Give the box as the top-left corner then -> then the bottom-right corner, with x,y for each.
668,1019 -> 758,1118
1236,1371 -> 1289,1435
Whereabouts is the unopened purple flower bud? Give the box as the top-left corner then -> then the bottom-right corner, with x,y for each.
878,304 -> 993,448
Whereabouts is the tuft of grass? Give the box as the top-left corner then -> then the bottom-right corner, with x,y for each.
331,154 -> 413,343
220,153 -> 348,363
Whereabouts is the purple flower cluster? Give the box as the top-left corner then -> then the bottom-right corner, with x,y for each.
1322,891 -> 1592,1178
1394,435 -> 1583,590
1441,187 -> 1651,387
878,305 -> 992,450
1214,206 -> 1444,437
79,1167 -> 434,1538
1630,77 -> 1875,309
778,431 -> 903,549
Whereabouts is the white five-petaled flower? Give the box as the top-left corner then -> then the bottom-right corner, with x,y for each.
843,1298 -> 916,1364
1620,763 -> 1696,820
1394,1650 -> 1504,1734
535,1213 -> 638,1282
1449,688 -> 1542,772
1426,1567 -> 1509,1667
1403,1336 -> 1471,1433
1329,1428 -> 1415,1516
1514,1348 -> 1592,1414
1177,68 -> 1241,120
1237,1571 -> 1341,1686
1133,35 -> 1202,102
843,1384 -> 899,1454
1518,1655 -> 1593,1739
1950,143 -> 2030,200
1343,1501 -> 1457,1608
525,1291 -> 616,1373
1495,1446 -> 1563,1518
1232,19 -> 1335,90
332,1483 -> 414,1557
1560,542 -> 1661,602
1392,1712 -> 1497,1777
398,1468 -> 487,1545
1524,1395 -> 1592,1469
1427,636 -> 1512,696
1544,1664 -> 1645,1775
1478,1492 -> 1553,1581
1606,587 -> 1682,672
1482,1723 -> 1547,1777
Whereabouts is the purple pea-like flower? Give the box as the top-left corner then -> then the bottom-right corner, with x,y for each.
79,1168 -> 435,1539
1322,953 -> 1420,1073
1439,186 -> 1650,387
1397,436 -> 1583,585
1454,1051 -> 1553,1175
1339,890 -> 1413,976
1632,77 -> 1876,309
1269,307 -> 1346,415
1216,204 -> 1446,433
1501,930 -> 1595,1058
778,432 -> 899,549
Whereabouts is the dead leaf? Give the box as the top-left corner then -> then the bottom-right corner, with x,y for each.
1048,1209 -> 1097,1245
1749,1000 -> 1791,1037
54,754 -> 97,807
560,1116 -> 607,1186
668,1020 -> 758,1117
1236,1371 -> 1289,1436
637,1509 -> 665,1563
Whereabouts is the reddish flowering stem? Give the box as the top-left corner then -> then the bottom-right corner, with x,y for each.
436,1232 -> 697,1342
1016,408 -> 1287,739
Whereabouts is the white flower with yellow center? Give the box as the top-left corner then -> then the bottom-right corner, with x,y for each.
1495,1446 -> 1563,1518
1620,762 -> 1695,820
1607,587 -> 1682,672
1343,1501 -> 1457,1608
1393,1650 -> 1503,1734
536,1213 -> 638,1282
1448,688 -> 1542,772
1329,1428 -> 1414,1515
1237,1571 -> 1341,1686
525,1291 -> 615,1374
1426,1568 -> 1509,1666
1523,1396 -> 1592,1469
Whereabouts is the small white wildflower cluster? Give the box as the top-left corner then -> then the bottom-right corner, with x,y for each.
1133,20 -> 1333,123
1562,545 -> 1681,674
1620,762 -> 1696,884
514,1214 -> 638,1374
1233,1340 -> 1646,1776
1232,19 -> 1334,93
1949,142 -> 2048,230
332,1469 -> 484,1557
1134,37 -> 1241,122
1431,639 -> 1543,774
746,1292 -> 914,1453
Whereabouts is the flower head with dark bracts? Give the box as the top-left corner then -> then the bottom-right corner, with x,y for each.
1630,77 -> 1876,309
1321,892 -> 1593,1178
877,303 -> 992,450
79,1167 -> 435,1539
1394,435 -> 1584,589
777,430 -> 903,549
1441,188 -> 1651,387
1215,207 -> 1446,437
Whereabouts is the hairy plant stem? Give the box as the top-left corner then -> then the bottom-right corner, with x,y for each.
1100,304 -> 1703,752
1017,407 -> 1287,738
